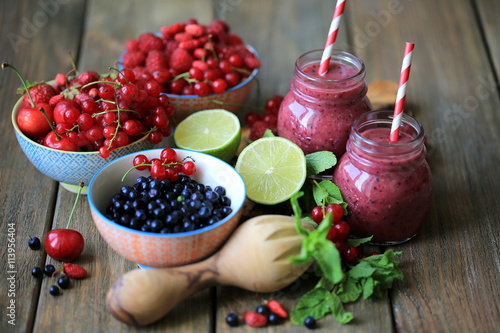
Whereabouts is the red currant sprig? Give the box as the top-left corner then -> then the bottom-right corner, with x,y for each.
121,148 -> 197,182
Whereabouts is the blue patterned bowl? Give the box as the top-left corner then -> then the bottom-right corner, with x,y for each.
11,96 -> 154,193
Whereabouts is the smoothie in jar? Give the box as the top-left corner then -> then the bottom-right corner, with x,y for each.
333,110 -> 432,245
277,49 -> 372,157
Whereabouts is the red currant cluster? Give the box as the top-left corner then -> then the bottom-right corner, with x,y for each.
311,203 -> 376,263
244,95 -> 283,141
8,62 -> 174,158
131,148 -> 196,181
121,18 -> 261,97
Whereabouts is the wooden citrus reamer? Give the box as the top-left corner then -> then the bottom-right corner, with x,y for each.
106,215 -> 313,326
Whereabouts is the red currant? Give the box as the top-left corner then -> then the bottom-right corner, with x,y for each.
310,206 -> 324,223
182,161 -> 196,175
160,148 -> 177,164
325,203 -> 344,223
133,154 -> 149,170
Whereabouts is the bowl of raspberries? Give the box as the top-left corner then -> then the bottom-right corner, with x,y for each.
87,148 -> 246,268
120,19 -> 261,124
7,63 -> 174,193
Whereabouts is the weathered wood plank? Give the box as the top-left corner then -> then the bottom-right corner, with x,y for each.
0,1 -> 86,332
474,0 -> 500,77
217,1 -> 394,332
347,0 -> 500,332
31,1 -> 218,332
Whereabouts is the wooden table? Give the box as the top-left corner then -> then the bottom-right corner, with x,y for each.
1,0 -> 499,332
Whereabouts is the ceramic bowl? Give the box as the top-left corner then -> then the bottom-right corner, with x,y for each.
87,148 -> 246,268
11,96 -> 154,193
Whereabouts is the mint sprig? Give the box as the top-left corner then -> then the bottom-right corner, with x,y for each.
288,192 -> 404,325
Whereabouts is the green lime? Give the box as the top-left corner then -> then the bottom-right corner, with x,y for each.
173,109 -> 241,163
235,136 -> 307,205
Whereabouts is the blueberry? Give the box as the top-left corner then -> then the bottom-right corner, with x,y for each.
31,267 -> 42,278
190,191 -> 204,201
136,176 -> 148,184
304,316 -> 316,329
135,209 -> 147,221
221,196 -> 231,206
150,219 -> 164,232
150,179 -> 163,189
43,264 -> 56,277
205,190 -> 219,203
181,188 -> 192,198
268,313 -> 281,325
198,206 -> 211,219
225,313 -> 239,327
57,275 -> 70,289
221,206 -> 233,217
256,305 -> 270,316
49,285 -> 60,296
28,237 -> 41,250
214,186 -> 226,196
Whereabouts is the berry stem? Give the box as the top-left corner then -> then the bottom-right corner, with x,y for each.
1,62 -> 36,108
66,181 -> 84,229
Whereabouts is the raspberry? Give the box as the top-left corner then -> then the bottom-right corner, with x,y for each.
160,22 -> 186,39
244,56 -> 262,69
168,48 -> 194,73
267,300 -> 288,319
145,50 -> 167,72
122,51 -> 146,68
125,38 -> 139,52
138,32 -> 164,53
174,32 -> 192,42
224,33 -> 243,45
22,83 -> 57,108
244,312 -> 267,327
179,39 -> 201,51
249,120 -> 270,141
63,263 -> 87,279
185,24 -> 205,37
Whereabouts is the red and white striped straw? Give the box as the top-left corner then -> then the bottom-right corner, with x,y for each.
390,42 -> 415,142
318,0 -> 346,76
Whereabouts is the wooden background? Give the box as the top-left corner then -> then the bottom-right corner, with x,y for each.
0,0 -> 499,332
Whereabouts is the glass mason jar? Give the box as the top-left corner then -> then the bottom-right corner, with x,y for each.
332,110 -> 432,245
277,49 -> 372,157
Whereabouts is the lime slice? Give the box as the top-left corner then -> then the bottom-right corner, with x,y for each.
173,109 -> 241,163
235,136 -> 307,205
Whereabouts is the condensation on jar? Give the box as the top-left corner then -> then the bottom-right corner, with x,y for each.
333,110 -> 432,245
277,49 -> 372,158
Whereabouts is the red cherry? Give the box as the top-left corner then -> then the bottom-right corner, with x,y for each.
44,131 -> 79,151
44,229 -> 84,262
16,103 -> 54,138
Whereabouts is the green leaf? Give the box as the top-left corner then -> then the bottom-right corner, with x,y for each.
345,236 -> 373,247
348,261 -> 377,279
337,276 -> 363,303
262,129 -> 276,138
305,151 -> 337,176
329,291 -> 354,324
313,236 -> 344,284
312,180 -> 347,211
290,287 -> 334,325
361,277 -> 375,299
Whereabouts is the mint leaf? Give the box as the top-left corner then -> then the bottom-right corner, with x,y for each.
348,261 -> 377,279
346,236 -> 373,247
337,276 -> 363,303
329,291 -> 354,324
262,129 -> 275,138
313,235 -> 344,284
305,151 -> 337,176
312,180 -> 348,211
290,287 -> 334,325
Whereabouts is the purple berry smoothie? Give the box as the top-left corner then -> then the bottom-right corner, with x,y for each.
333,111 -> 432,244
277,50 -> 371,157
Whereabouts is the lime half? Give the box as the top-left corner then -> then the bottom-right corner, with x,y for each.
235,136 -> 307,205
173,109 -> 241,163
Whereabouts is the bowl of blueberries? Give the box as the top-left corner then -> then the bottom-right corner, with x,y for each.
87,148 -> 246,268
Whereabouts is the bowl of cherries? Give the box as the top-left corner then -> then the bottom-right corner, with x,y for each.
87,148 -> 246,268
119,18 -> 261,125
6,63 -> 173,193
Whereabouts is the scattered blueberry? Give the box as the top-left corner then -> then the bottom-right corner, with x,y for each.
256,305 -> 270,316
28,237 -> 41,250
57,275 -> 70,289
49,285 -> 60,296
225,312 -> 239,327
43,264 -> 56,277
268,313 -> 281,325
304,316 -> 316,329
31,267 -> 43,278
